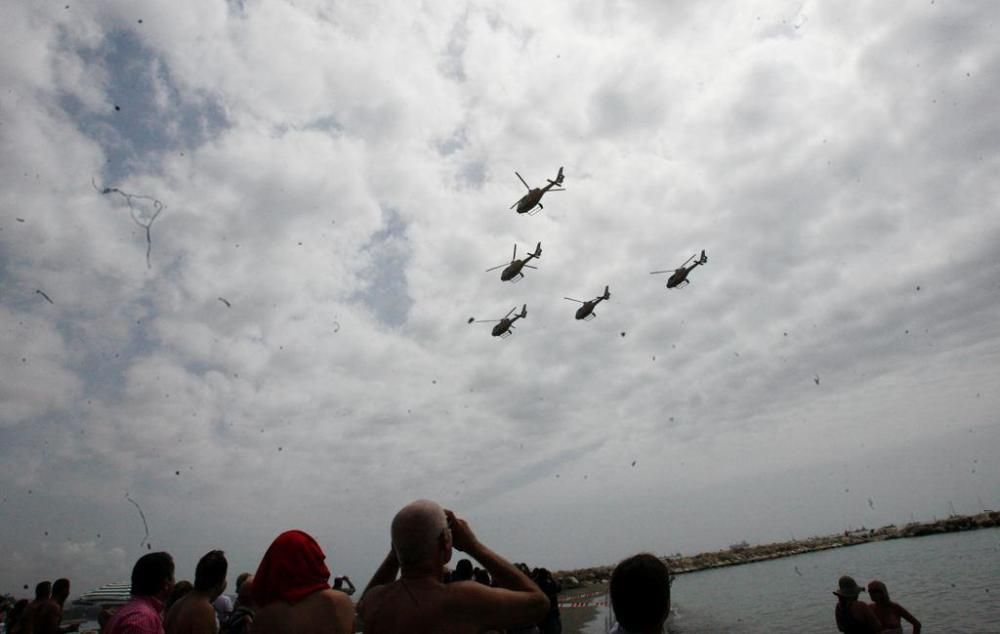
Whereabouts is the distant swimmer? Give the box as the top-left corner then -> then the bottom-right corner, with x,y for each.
867,580 -> 921,634
833,576 -> 881,634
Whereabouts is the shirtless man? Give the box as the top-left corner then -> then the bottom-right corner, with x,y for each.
34,578 -> 71,634
358,499 -> 549,634
165,550 -> 228,634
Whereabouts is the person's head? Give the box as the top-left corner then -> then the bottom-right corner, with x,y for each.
610,554 -> 671,634
390,499 -> 452,570
165,580 -> 193,611
454,558 -> 473,581
473,568 -> 491,586
34,581 -> 52,601
236,575 -> 254,607
131,552 -> 175,600
833,575 -> 865,604
194,550 -> 228,599
252,530 -> 330,607
52,578 -> 70,603
235,572 -> 252,594
867,580 -> 890,606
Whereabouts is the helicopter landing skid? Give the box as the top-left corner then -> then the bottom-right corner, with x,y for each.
499,329 -> 514,338
526,207 -> 542,216
584,313 -> 597,321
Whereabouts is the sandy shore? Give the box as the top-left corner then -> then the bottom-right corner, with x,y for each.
558,584 -> 608,634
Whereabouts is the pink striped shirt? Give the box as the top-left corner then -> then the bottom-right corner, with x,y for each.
103,596 -> 165,634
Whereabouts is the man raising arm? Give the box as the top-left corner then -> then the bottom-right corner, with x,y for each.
358,500 -> 549,634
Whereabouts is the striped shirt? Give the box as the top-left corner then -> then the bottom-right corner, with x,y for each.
103,596 -> 165,634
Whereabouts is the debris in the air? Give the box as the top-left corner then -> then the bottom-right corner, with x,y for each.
218,297 -> 231,308
93,179 -> 165,269
794,566 -> 802,576
16,217 -> 24,222
125,494 -> 150,548
36,289 -> 54,304
916,285 -> 921,291
868,497 -> 875,509
631,460 -> 636,467
278,447 -> 283,451
814,375 -> 820,386
175,470 -> 180,476
467,317 -> 475,324
332,321 -> 340,333
620,332 -> 626,337
432,380 -> 437,384
783,332 -> 788,336
652,356 -> 656,361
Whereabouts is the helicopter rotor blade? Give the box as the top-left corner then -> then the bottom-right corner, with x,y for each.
563,297 -> 584,304
650,270 -> 671,275
504,306 -> 517,319
523,264 -> 538,269
515,171 -> 530,190
485,264 -> 506,272
509,200 -> 520,209
681,254 -> 696,267
473,319 -> 501,324
512,243 -> 517,261
547,188 -> 565,192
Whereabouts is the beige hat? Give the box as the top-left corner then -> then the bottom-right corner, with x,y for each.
833,575 -> 866,598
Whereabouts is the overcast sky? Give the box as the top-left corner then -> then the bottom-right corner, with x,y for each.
2,0 -> 999,597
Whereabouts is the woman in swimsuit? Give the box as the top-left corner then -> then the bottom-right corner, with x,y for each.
867,580 -> 921,634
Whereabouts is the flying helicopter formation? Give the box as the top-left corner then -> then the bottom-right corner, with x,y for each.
510,167 -> 564,215
565,286 -> 611,320
650,250 -> 708,289
486,242 -> 542,282
472,166 -> 708,338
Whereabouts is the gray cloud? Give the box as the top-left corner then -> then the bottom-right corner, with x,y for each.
1,0 -> 999,598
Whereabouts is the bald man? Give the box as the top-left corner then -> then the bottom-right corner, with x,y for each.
358,500 -> 549,634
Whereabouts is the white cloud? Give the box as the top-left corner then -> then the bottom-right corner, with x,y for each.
1,0 -> 999,598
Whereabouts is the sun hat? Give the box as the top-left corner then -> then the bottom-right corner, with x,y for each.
833,575 -> 866,598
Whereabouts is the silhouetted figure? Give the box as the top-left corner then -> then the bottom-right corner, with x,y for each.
331,576 -> 355,596
250,530 -> 353,634
220,575 -> 254,634
833,576 -> 881,634
451,559 -> 474,583
867,580 -> 921,634
164,550 -> 227,634
104,552 -> 176,634
21,581 -> 52,634
357,499 -> 549,634
533,568 -> 562,634
608,554 -> 671,634
34,578 -> 70,634
473,568 -> 492,586
165,581 -> 193,612
6,599 -> 29,634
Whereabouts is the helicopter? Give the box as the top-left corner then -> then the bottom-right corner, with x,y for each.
510,167 -> 565,215
471,304 -> 527,338
650,250 -> 708,289
564,285 -> 610,320
485,242 -> 542,282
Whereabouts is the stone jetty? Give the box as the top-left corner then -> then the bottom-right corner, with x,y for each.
556,511 -> 999,587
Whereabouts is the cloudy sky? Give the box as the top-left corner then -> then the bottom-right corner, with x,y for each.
2,0 -> 999,596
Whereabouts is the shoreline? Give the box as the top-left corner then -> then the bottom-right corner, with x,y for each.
555,511 -> 999,586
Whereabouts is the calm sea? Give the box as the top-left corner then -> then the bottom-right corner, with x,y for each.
583,527 -> 1000,633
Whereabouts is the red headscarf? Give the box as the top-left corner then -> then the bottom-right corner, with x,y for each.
252,530 -> 331,606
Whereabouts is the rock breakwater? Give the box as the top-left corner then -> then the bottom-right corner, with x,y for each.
556,511 -> 999,587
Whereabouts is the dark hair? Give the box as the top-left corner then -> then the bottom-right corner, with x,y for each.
131,552 -> 175,597
194,550 -> 228,593
454,559 -> 473,581
235,572 -> 252,593
34,582 -> 52,601
610,554 -> 671,633
52,578 -> 70,600
165,580 -> 193,611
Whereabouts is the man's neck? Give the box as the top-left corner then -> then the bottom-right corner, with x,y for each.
400,562 -> 443,581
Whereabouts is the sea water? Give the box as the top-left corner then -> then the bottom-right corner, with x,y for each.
583,527 -> 999,633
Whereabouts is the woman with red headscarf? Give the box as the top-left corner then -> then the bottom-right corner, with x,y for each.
250,530 -> 354,634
